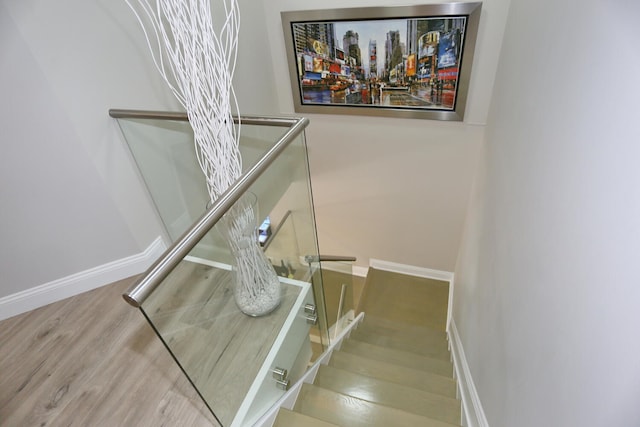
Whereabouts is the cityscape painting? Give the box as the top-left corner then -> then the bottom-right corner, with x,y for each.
282,3 -> 481,121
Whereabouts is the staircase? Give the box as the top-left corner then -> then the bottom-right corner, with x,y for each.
273,314 -> 461,426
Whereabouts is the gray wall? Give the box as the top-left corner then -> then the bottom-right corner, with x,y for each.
453,0 -> 640,425
0,1 -> 168,298
0,0 -> 276,299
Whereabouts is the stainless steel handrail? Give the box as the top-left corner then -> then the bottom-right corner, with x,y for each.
304,255 -> 357,263
109,109 -> 300,127
119,113 -> 310,307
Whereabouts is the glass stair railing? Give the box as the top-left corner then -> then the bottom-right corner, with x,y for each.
304,256 -> 356,352
320,258 -> 356,341
111,110 -> 343,426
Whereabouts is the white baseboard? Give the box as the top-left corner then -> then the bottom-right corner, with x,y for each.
448,319 -> 489,427
0,237 -> 167,321
447,275 -> 455,335
369,258 -> 454,282
352,265 -> 368,278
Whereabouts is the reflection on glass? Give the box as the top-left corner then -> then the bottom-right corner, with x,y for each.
115,118 -> 287,242
117,116 -> 325,426
320,261 -> 355,340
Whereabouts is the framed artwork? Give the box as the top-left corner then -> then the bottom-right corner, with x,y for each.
281,3 -> 482,121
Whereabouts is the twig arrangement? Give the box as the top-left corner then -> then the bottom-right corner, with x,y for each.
126,0 -> 280,315
220,194 -> 281,315
125,0 -> 242,199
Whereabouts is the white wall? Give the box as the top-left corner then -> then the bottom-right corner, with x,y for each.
0,0 -> 277,301
263,0 -> 511,271
454,0 -> 640,425
0,1 -> 170,299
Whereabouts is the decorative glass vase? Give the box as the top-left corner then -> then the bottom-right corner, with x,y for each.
219,193 -> 281,316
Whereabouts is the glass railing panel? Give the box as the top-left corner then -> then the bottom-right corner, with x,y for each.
139,246 -> 308,426
257,133 -> 331,361
115,117 -> 287,243
234,130 -> 323,424
320,261 -> 355,341
303,259 -> 330,360
263,216 -> 331,361
129,121 -> 323,426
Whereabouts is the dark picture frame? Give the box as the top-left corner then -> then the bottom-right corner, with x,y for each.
281,3 -> 482,121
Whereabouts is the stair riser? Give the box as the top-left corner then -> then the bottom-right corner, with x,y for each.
358,322 -> 447,342
295,384 -> 459,427
330,351 -> 457,398
349,330 -> 451,360
274,408 -> 339,427
341,339 -> 454,377
315,365 -> 461,425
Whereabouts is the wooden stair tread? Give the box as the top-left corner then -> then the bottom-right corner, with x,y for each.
314,364 -> 461,425
359,319 -> 447,343
329,350 -> 457,398
349,329 -> 451,360
295,383 -> 460,427
362,315 -> 448,337
274,408 -> 339,426
340,338 -> 453,377
357,268 -> 449,331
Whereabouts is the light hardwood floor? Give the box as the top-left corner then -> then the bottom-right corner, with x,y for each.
1,267 -> 439,426
0,276 -> 220,427
141,261 -> 302,426
357,267 -> 449,331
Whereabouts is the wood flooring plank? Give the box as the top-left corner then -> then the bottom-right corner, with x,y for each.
0,259 -> 455,426
52,301 -> 211,426
0,295 -> 78,382
1,284 -> 131,425
0,276 -> 220,427
140,261 -> 301,425
0,262 -> 308,426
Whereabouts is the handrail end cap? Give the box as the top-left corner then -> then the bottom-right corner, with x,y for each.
122,293 -> 142,308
